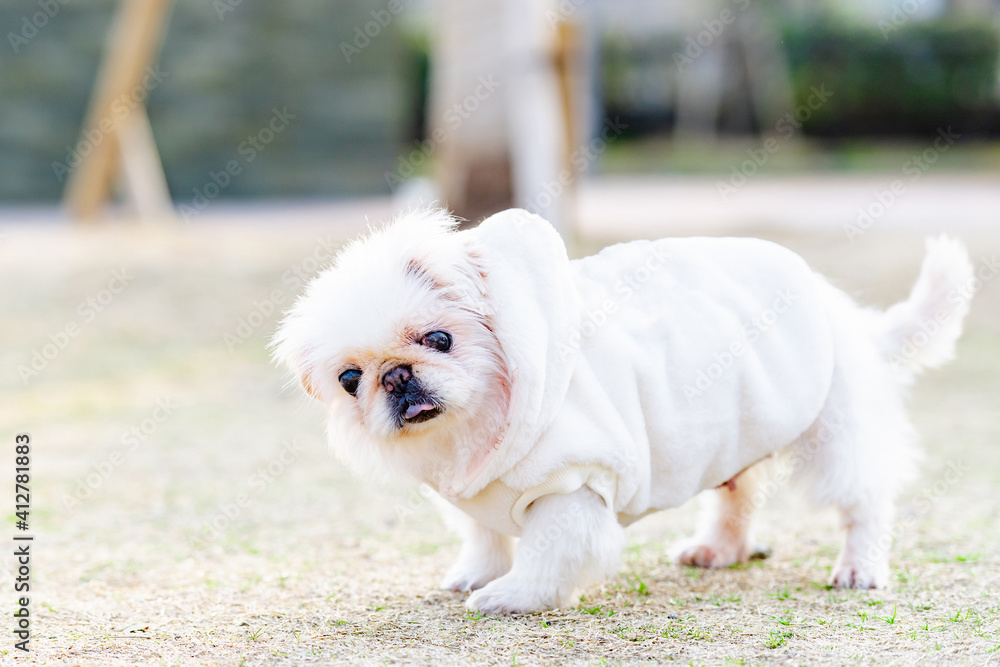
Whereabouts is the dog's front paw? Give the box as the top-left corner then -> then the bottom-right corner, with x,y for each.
466,576 -> 555,614
830,559 -> 888,589
441,546 -> 512,593
441,559 -> 507,593
674,536 -> 750,569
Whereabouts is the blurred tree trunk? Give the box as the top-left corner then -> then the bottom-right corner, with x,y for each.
428,0 -> 582,232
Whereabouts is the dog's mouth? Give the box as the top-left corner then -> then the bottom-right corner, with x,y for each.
402,402 -> 443,424
385,370 -> 443,427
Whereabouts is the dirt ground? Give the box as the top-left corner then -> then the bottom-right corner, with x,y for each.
1,217 -> 998,666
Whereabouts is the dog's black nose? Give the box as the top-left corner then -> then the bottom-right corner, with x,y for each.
382,365 -> 412,396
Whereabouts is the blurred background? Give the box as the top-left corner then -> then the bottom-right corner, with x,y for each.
2,0 -> 999,233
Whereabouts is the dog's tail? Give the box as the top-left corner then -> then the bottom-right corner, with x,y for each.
876,235 -> 975,376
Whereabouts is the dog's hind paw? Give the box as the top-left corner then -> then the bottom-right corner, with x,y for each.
674,536 -> 754,568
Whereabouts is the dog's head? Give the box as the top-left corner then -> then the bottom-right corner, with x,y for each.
273,208 -> 580,492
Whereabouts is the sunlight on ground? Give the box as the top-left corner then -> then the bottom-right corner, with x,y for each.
1,220 -> 998,665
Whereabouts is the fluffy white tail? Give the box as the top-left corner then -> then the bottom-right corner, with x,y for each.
878,236 -> 975,375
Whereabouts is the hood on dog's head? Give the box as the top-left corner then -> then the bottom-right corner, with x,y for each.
272,208 -> 581,495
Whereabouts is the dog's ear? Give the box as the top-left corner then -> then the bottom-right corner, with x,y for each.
271,330 -> 334,405
291,355 -> 326,403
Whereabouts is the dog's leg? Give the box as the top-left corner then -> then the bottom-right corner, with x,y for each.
793,385 -> 913,590
829,500 -> 893,589
466,487 -> 625,614
820,420 -> 904,589
674,464 -> 763,568
438,502 -> 514,592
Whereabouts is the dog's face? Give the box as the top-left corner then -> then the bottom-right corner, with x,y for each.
274,212 -> 510,473
319,276 -> 505,442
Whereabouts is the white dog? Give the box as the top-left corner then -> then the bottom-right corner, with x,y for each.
274,208 -> 973,614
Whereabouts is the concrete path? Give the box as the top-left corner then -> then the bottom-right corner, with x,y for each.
1,174 -> 996,239
576,173 -> 999,239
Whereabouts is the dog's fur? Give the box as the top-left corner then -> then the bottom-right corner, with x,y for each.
274,208 -> 974,614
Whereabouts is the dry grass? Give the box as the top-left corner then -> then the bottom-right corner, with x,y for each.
1,219 -> 998,666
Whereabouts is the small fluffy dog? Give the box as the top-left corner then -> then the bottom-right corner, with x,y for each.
274,208 -> 973,614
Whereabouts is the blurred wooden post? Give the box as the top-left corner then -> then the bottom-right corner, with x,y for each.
429,0 -> 583,234
553,20 -> 579,233
428,0 -> 514,226
64,0 -> 174,223
502,0 -> 569,232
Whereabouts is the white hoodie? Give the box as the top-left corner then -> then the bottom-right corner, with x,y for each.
446,209 -> 835,536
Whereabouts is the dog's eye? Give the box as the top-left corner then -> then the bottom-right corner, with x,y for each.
338,369 -> 362,396
421,331 -> 452,352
